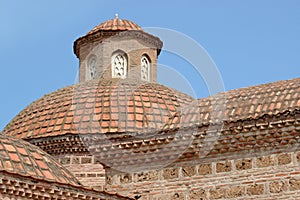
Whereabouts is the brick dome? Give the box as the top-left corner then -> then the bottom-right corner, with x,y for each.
86,15 -> 142,36
3,79 -> 193,140
0,133 -> 81,186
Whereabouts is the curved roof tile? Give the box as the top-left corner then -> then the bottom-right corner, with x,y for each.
164,77 -> 300,129
3,79 -> 193,139
86,16 -> 142,36
0,133 -> 81,186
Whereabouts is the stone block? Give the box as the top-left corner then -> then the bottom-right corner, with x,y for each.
71,157 -> 80,164
256,156 -> 274,168
269,180 -> 286,193
106,175 -> 113,185
226,186 -> 245,198
289,177 -> 300,191
60,157 -> 70,165
210,188 -> 226,199
190,189 -> 206,200
235,158 -> 252,170
182,166 -> 196,177
81,156 -> 92,164
120,174 -> 132,184
296,152 -> 300,162
216,161 -> 231,173
137,170 -> 158,182
87,173 -> 96,177
246,184 -> 264,195
278,153 -> 292,165
163,168 -> 179,180
198,164 -> 212,175
170,192 -> 184,200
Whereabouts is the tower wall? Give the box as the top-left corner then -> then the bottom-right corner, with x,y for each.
78,36 -> 157,82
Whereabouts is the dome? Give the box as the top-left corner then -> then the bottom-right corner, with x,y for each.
3,79 -> 193,140
0,133 -> 81,186
86,15 -> 142,36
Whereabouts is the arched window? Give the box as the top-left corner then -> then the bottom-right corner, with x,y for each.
111,51 -> 127,79
88,55 -> 97,80
141,55 -> 151,81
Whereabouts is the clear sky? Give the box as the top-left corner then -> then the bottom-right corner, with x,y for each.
1,1 -> 300,131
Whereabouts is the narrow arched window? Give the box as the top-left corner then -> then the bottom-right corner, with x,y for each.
141,55 -> 151,81
88,55 -> 97,80
111,51 -> 127,79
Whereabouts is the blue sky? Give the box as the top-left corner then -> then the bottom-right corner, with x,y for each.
0,1 -> 300,130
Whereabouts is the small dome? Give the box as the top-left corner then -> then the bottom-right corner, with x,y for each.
0,133 -> 81,185
3,79 -> 193,140
86,15 -> 142,36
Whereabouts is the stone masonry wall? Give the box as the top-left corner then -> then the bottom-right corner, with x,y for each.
57,155 -> 106,190
105,151 -> 300,199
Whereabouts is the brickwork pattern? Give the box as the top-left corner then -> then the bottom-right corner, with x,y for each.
105,151 -> 300,199
57,155 -> 106,189
78,36 -> 158,82
0,172 -> 132,200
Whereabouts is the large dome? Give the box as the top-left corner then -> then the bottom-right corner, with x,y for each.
3,79 -> 193,140
0,133 -> 80,186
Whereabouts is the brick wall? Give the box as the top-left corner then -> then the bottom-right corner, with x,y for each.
56,155 -> 105,190
105,151 -> 300,199
78,35 -> 158,82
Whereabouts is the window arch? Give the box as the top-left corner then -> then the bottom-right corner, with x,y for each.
111,51 -> 128,79
141,54 -> 151,81
87,55 -> 97,80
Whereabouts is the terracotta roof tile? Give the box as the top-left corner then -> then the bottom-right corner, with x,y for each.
3,79 -> 193,139
164,77 -> 300,129
86,16 -> 142,36
0,133 -> 81,186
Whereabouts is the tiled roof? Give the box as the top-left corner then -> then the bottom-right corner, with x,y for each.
0,133 -> 81,186
86,16 -> 142,36
3,79 -> 193,139
164,77 -> 300,129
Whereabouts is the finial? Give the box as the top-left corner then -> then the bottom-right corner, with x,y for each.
115,13 -> 119,19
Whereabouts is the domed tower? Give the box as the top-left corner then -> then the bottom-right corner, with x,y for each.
74,14 -> 163,82
3,16 -> 193,190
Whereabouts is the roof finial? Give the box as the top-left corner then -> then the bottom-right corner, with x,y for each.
115,13 -> 119,19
